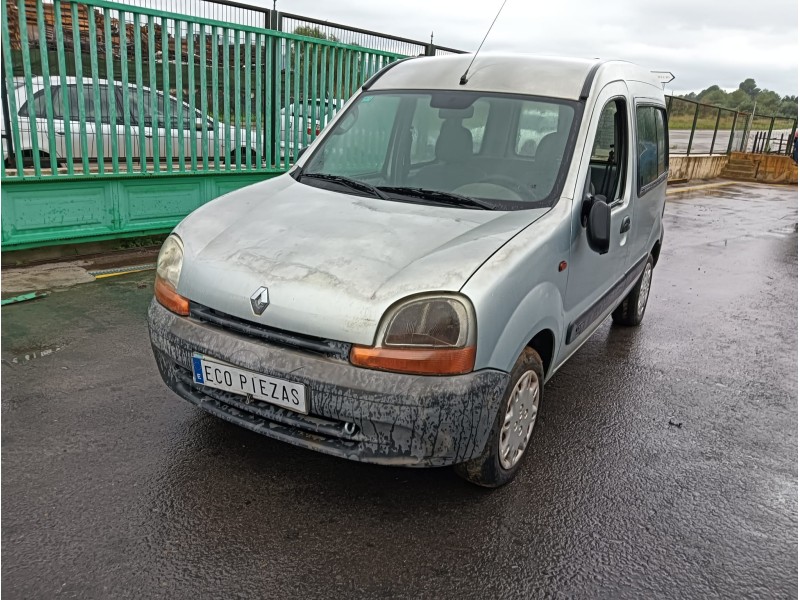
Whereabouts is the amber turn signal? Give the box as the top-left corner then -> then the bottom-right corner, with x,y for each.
155,275 -> 190,316
350,345 -> 476,375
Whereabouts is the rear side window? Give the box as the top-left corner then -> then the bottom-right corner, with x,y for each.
19,88 -> 59,119
636,105 -> 668,192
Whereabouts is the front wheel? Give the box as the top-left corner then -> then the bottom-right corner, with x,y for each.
612,255 -> 654,326
454,347 -> 544,488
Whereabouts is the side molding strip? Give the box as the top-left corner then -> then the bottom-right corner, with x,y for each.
565,254 -> 648,344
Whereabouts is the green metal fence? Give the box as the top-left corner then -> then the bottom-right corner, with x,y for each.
1,0 -> 403,180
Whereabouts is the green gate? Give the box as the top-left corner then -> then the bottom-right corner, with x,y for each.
1,0 -> 404,249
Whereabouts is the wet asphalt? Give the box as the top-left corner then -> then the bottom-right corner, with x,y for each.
1,183 -> 797,599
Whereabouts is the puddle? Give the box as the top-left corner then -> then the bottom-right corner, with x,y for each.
2,262 -> 94,294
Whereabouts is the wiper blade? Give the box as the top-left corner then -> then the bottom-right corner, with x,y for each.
377,186 -> 494,210
301,173 -> 389,200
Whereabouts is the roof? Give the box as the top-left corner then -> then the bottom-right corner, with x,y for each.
369,53 -> 658,100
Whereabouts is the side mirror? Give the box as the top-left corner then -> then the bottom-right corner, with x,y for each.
586,198 -> 611,255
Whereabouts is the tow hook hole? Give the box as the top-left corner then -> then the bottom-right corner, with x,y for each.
343,422 -> 358,436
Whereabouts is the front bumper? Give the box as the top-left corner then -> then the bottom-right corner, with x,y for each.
148,299 -> 508,467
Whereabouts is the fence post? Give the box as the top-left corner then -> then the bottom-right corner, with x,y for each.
0,64 -> 14,172
709,107 -> 721,155
787,121 -> 797,156
686,102 -> 700,155
764,116 -> 775,154
751,131 -> 760,153
726,112 -> 738,154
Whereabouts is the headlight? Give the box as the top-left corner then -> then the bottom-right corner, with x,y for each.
156,234 -> 184,288
154,234 -> 189,316
350,295 -> 476,375
384,298 -> 470,347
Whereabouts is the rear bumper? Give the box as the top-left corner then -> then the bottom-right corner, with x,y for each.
148,299 -> 508,467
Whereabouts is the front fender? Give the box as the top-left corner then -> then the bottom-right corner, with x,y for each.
484,281 -> 564,377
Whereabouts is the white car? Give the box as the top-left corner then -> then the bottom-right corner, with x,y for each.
1,76 -> 260,169
280,98 -> 344,156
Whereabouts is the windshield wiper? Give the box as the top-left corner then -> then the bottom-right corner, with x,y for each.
377,186 -> 494,210
300,173 -> 389,200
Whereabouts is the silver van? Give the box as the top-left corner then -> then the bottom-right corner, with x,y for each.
148,53 -> 667,487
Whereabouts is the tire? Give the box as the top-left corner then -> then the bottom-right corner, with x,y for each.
612,254 -> 654,326
454,347 -> 544,488
231,148 -> 258,167
5,151 -> 56,169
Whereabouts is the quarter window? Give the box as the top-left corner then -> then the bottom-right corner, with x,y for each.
636,105 -> 668,191
588,98 -> 627,201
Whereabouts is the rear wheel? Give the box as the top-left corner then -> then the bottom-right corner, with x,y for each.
454,347 -> 544,488
612,255 -> 654,326
4,151 -> 59,169
231,148 -> 258,167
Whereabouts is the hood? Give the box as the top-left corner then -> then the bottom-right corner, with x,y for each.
176,175 -> 547,345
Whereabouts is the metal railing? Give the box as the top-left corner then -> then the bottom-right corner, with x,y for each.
747,116 -> 797,155
666,95 -> 798,157
1,0 -> 404,180
280,12 -> 465,57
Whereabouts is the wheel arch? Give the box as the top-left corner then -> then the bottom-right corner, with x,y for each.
651,239 -> 662,266
479,281 -> 564,380
527,329 -> 556,380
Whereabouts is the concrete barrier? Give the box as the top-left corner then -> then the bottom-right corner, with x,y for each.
725,152 -> 798,184
668,154 -> 730,183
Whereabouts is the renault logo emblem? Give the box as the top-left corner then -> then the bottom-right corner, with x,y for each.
250,286 -> 270,315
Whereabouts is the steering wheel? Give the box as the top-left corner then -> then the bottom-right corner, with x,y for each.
477,175 -> 531,200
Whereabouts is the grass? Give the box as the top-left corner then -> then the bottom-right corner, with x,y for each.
667,115 -> 733,130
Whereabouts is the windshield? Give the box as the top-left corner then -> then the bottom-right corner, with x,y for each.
298,90 -> 579,209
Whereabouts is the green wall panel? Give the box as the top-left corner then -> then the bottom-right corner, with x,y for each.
1,172 -> 280,250
119,179 -> 207,229
2,180 -> 115,246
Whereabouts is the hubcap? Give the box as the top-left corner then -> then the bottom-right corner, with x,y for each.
498,369 -> 540,470
637,263 -> 653,318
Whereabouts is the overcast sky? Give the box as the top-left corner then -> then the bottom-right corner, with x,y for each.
266,0 -> 798,97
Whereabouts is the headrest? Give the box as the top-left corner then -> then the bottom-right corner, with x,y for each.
435,119 -> 473,163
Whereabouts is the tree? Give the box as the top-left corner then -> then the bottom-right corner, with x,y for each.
293,25 -> 337,43
738,78 -> 760,99
755,90 -> 781,114
728,89 -> 753,112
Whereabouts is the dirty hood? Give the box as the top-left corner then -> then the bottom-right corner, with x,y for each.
176,175 -> 546,345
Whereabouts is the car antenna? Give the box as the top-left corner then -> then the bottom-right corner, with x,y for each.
459,0 -> 509,85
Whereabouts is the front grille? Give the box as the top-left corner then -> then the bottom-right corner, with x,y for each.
189,302 -> 350,360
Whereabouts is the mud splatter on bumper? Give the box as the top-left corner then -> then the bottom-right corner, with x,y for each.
148,299 -> 508,467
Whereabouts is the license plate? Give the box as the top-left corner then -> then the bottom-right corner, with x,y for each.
191,353 -> 308,414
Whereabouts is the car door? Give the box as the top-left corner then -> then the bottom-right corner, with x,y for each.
562,81 -> 634,350
88,83 -> 127,170
16,84 -> 61,167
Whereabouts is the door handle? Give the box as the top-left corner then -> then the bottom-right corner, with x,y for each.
55,131 -> 65,136
620,216 -> 631,233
